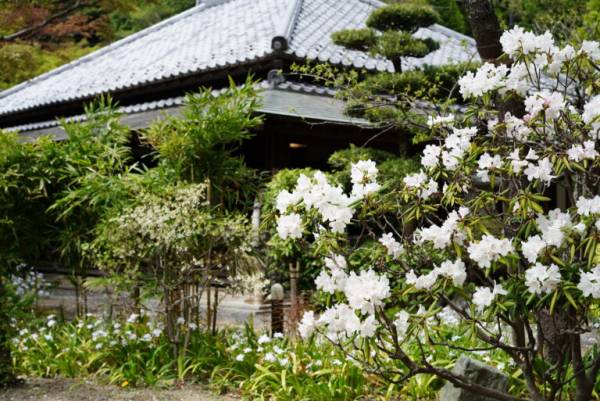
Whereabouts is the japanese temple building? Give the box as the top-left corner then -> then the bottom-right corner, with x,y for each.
0,0 -> 477,170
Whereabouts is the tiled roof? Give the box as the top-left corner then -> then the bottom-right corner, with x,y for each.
0,0 -> 477,118
6,80 -> 369,140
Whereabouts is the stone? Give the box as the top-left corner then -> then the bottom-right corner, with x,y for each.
439,356 -> 509,401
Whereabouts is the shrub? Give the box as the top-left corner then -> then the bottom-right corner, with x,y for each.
366,3 -> 439,32
331,28 -> 377,51
274,27 -> 600,401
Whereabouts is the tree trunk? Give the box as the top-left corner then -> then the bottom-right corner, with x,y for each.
465,0 -> 525,120
464,0 -> 503,62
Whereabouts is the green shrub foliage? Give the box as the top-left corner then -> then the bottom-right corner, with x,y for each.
366,3 -> 439,32
330,28 -> 377,51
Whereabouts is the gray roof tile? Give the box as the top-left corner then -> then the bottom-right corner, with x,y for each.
0,0 -> 477,118
4,80 -> 365,137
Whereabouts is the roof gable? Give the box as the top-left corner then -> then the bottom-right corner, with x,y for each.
0,0 -> 477,120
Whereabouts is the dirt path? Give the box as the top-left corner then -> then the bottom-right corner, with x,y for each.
0,378 -> 238,401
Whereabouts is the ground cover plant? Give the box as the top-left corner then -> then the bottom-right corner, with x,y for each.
10,306 -> 526,400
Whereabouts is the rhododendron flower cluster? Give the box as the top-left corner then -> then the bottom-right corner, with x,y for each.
276,166 -> 379,237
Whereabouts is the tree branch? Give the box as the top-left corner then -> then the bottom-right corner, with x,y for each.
1,1 -> 88,42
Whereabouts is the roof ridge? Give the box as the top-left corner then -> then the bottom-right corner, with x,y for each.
0,0 -> 234,101
356,0 -> 386,7
271,0 -> 303,51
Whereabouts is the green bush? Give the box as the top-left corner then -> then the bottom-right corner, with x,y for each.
374,31 -> 434,60
331,28 -> 377,51
366,3 -> 439,32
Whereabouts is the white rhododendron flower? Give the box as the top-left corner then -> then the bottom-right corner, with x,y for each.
415,208 -> 468,249
403,171 -> 438,199
275,190 -> 301,213
577,195 -> 600,216
472,283 -> 507,312
379,232 -> 404,259
523,157 -> 555,184
508,149 -> 528,174
298,311 -> 317,338
524,90 -> 565,120
501,62 -> 530,95
344,270 -> 390,315
521,235 -> 546,264
502,113 -> 531,141
360,314 -> 378,338
536,209 -> 572,247
524,263 -> 562,295
403,171 -> 427,188
421,144 -> 442,169
315,255 -> 348,294
567,141 -> 597,162
580,40 -> 600,61
458,63 -> 508,98
578,266 -> 600,299
351,159 -> 380,198
276,213 -> 303,239
500,25 -> 555,57
435,259 -> 467,286
476,152 -> 503,182
583,95 -> 600,124
467,235 -> 514,268
393,310 -> 410,336
276,171 -> 357,234
406,269 -> 439,290
583,95 -> 600,137
318,304 -> 362,339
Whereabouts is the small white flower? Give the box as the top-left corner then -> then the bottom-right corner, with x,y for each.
258,334 -> 271,344
127,314 -> 139,324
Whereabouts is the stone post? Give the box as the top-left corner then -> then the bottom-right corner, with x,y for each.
270,283 -> 284,336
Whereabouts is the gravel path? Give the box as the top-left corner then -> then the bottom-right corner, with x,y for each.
0,378 -> 238,401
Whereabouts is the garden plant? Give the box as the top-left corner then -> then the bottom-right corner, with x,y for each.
274,27 -> 600,401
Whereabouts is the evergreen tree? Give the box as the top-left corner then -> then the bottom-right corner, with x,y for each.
332,2 -> 439,73
323,2 -> 475,139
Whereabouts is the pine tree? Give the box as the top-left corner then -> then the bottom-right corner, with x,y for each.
332,2 -> 439,73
